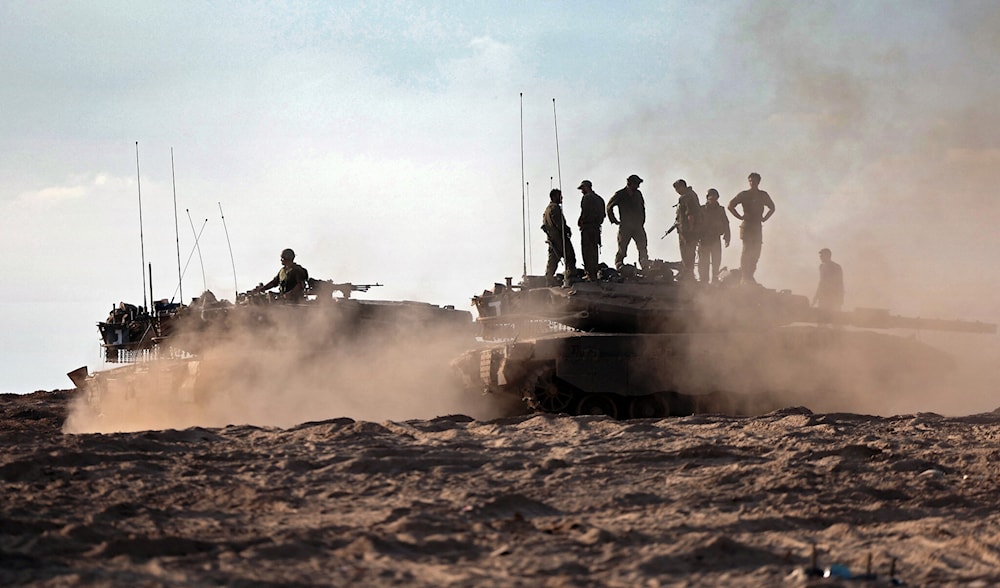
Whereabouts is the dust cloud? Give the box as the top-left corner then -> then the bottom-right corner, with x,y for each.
739,3 -> 1000,328
671,325 -> 998,418
675,291 -> 1000,418
64,301 -> 514,434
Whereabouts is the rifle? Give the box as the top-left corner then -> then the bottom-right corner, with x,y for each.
660,223 -> 679,239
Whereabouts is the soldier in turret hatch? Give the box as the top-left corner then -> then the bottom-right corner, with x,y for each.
542,189 -> 577,286
253,248 -> 309,301
606,174 -> 650,270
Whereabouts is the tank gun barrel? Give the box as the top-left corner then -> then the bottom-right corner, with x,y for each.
834,307 -> 997,334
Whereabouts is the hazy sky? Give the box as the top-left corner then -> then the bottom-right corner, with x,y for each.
2,0 -> 999,393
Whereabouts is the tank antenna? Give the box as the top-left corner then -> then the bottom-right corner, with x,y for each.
171,218 -> 208,303
553,98 -> 569,286
520,92 -> 527,279
170,148 -> 183,304
219,202 -> 238,300
552,99 -> 563,191
525,181 -> 533,273
186,209 -> 208,294
135,141 -> 148,311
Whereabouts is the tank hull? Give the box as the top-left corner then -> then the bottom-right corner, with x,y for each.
456,324 -> 959,419
461,270 -> 992,419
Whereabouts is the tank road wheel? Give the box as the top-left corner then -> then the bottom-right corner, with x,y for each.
576,394 -> 619,419
524,367 -> 574,414
628,394 -> 668,419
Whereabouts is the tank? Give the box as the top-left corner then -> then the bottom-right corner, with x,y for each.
453,263 -> 997,419
75,279 -> 475,409
95,281 -> 473,362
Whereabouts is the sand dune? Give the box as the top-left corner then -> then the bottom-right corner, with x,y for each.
3,390 -> 1000,585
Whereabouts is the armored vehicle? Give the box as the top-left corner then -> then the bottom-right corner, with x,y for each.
74,279 -> 475,409
94,281 -> 472,363
453,264 -> 996,419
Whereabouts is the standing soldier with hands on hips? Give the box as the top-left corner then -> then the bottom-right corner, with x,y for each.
728,172 -> 775,285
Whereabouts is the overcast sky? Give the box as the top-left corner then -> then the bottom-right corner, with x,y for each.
2,0 -> 999,393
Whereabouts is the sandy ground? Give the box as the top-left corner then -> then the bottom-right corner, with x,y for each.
3,390 -> 1000,586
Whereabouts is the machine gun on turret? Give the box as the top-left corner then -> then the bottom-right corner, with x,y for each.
305,279 -> 383,299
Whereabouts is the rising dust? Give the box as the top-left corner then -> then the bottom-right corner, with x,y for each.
65,294 -> 999,434
64,301 -> 518,434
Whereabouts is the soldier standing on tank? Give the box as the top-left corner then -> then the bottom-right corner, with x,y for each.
699,188 -> 731,284
727,172 -> 775,284
253,248 -> 309,301
577,180 -> 606,281
672,179 -> 702,281
542,188 -> 578,286
606,174 -> 650,270
813,248 -> 844,312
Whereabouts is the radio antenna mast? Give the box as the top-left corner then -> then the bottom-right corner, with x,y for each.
171,218 -> 208,303
170,148 -> 183,304
526,181 -> 533,273
219,202 -> 238,300
135,142 -> 148,311
553,99 -> 569,287
186,209 -> 208,293
520,92 -> 527,278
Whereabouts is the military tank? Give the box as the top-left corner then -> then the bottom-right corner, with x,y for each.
453,262 -> 997,419
74,278 -> 476,409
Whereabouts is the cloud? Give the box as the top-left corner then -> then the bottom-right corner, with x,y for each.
26,185 -> 87,203
14,173 -> 133,205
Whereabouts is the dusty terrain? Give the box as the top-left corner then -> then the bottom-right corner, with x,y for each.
3,390 -> 1000,586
